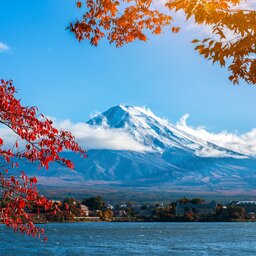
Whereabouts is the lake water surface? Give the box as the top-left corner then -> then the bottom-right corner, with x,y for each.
1,222 -> 256,255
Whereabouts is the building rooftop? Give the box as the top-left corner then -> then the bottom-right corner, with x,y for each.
237,201 -> 256,205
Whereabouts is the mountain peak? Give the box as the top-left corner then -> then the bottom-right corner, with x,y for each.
114,105 -> 168,125
87,104 -> 167,130
86,105 -> 246,158
87,104 -> 130,128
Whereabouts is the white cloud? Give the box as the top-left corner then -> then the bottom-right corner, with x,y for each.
0,119 -> 152,152
176,114 -> 256,157
170,0 -> 256,40
1,111 -> 256,157
0,125 -> 19,147
236,0 -> 256,10
195,148 -> 230,158
0,42 -> 10,52
55,119 -> 152,152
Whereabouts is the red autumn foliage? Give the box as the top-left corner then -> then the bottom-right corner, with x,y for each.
0,79 -> 86,240
69,0 -> 256,84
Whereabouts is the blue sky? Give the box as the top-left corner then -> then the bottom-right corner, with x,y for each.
0,0 -> 256,134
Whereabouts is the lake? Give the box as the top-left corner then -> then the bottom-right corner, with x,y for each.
1,222 -> 256,255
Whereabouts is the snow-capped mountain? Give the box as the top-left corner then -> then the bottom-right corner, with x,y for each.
87,105 -> 245,158
26,105 -> 256,198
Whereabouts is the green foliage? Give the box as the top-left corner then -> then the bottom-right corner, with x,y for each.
176,197 -> 205,204
177,197 -> 190,204
226,206 -> 245,219
82,196 -> 105,210
190,198 -> 206,204
140,205 -> 148,211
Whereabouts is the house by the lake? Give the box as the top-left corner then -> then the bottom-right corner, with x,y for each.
235,201 -> 256,213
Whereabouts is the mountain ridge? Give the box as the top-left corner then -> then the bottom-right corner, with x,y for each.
87,104 -> 247,158
22,104 -> 256,198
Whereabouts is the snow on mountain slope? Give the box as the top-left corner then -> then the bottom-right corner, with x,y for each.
23,104 -> 256,196
87,105 -> 246,159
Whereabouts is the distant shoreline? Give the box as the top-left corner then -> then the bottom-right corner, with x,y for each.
31,219 -> 256,224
